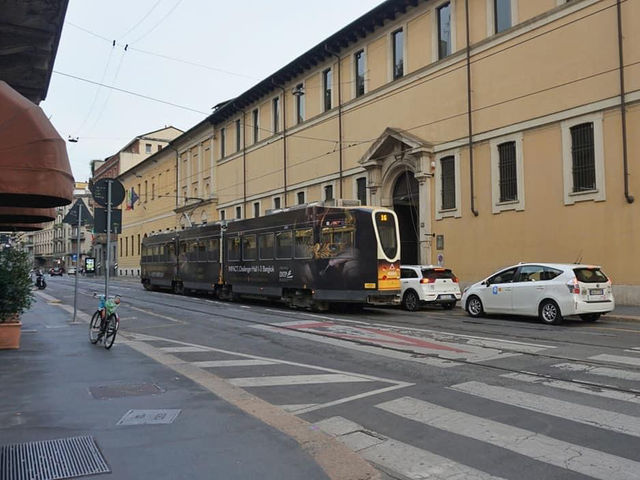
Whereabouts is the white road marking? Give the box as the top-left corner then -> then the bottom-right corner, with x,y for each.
590,354 -> 640,367
315,416 -> 506,480
228,374 -> 373,387
450,381 -> 640,438
191,359 -> 275,368
377,396 -> 640,480
159,346 -> 210,353
503,372 -> 640,403
552,362 -> 640,381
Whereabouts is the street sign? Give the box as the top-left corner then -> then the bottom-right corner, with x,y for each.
92,178 -> 125,208
63,199 -> 93,226
94,208 -> 122,234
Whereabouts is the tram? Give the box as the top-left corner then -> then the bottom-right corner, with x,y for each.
140,204 -> 401,309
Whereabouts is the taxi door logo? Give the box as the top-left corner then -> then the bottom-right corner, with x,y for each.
378,260 -> 400,290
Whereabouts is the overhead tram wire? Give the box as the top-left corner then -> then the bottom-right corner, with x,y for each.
53,71 -> 210,115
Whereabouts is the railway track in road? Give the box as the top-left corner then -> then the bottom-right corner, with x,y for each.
77,285 -> 640,398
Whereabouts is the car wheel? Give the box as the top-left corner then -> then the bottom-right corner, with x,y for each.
539,299 -> 563,325
442,302 -> 455,310
402,290 -> 420,311
580,313 -> 601,322
466,296 -> 484,318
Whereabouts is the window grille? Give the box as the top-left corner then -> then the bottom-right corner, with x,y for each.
570,122 -> 596,192
441,156 -> 455,210
498,141 -> 517,202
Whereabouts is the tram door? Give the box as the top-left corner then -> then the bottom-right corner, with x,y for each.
392,171 -> 419,265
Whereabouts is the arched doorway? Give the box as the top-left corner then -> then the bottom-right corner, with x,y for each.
392,171 -> 419,265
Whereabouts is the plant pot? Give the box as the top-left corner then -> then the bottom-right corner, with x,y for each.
0,318 -> 22,350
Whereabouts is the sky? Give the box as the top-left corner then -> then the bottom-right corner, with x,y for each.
41,0 -> 384,182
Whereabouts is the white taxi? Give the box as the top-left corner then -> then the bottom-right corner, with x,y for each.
461,263 -> 615,324
400,265 -> 461,311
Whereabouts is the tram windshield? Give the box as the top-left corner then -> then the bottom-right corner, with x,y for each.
374,211 -> 398,260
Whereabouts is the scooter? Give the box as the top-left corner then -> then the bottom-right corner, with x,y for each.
35,274 -> 47,290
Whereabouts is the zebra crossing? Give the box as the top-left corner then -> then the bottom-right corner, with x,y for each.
315,351 -> 640,480
126,332 -> 640,479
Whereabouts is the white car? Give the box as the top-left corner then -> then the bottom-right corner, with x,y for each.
461,263 -> 615,324
400,265 -> 461,311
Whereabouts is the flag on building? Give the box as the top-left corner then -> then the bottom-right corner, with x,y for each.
126,187 -> 139,210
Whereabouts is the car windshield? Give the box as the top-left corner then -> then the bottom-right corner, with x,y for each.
422,268 -> 455,280
574,267 -> 608,283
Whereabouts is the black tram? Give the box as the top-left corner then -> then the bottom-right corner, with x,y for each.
140,204 -> 401,309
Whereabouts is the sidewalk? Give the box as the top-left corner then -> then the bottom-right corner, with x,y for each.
0,295 -> 373,480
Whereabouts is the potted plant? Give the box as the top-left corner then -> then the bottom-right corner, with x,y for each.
0,247 -> 34,349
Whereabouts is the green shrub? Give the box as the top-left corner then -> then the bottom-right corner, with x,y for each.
0,248 -> 34,322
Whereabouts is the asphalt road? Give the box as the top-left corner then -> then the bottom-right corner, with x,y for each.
47,275 -> 640,480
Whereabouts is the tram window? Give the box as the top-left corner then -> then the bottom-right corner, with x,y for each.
242,235 -> 257,261
227,236 -> 241,261
207,238 -> 219,262
294,228 -> 313,259
275,231 -> 293,259
259,233 -> 274,259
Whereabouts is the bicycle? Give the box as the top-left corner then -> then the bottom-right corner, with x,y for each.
89,293 -> 121,349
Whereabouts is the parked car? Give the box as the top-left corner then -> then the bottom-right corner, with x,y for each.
461,263 -> 615,325
67,267 -> 77,275
49,267 -> 63,276
400,265 -> 461,311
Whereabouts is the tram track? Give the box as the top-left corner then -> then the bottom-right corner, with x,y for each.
103,289 -> 640,397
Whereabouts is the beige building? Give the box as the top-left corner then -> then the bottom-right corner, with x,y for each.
120,0 -> 640,303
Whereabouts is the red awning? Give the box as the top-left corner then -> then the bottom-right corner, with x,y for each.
0,81 -> 73,208
0,206 -> 55,224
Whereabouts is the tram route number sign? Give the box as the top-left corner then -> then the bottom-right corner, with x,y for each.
94,208 -> 122,234
92,178 -> 125,208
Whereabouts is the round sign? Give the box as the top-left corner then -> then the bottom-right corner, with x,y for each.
92,178 -> 125,207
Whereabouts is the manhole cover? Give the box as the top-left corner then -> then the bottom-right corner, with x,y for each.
89,383 -> 163,399
0,435 -> 110,480
117,409 -> 181,426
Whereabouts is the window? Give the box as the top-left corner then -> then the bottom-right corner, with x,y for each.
272,97 -> 280,133
491,133 -> 524,213
498,141 -> 517,202
259,233 -> 274,259
235,206 -> 242,219
435,152 -> 461,219
571,123 -> 595,193
252,108 -> 259,143
354,50 -> 365,97
220,128 -> 226,158
297,191 -> 305,205
494,0 -> 512,33
561,113 -> 605,204
437,2 -> 451,59
242,235 -> 257,261
356,177 -> 367,205
440,156 -> 456,210
253,202 -> 260,218
145,143 -> 152,154
294,83 -> 304,124
294,228 -> 314,259
324,184 -> 334,201
220,210 -> 226,221
235,119 -> 241,152
392,29 -> 404,80
323,68 -> 332,111
273,197 -> 281,209
227,237 -> 240,261
276,231 -> 293,259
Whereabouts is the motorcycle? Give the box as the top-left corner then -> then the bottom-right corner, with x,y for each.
35,273 -> 46,290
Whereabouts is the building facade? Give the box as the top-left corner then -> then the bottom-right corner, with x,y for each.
120,0 -> 640,303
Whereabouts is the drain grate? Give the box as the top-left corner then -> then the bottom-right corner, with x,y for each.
0,435 -> 110,480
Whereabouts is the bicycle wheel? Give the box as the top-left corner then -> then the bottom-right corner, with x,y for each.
89,310 -> 102,344
103,314 -> 118,350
